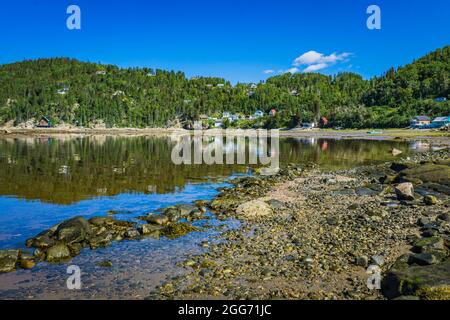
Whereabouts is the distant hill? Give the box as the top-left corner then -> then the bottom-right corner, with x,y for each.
0,46 -> 448,129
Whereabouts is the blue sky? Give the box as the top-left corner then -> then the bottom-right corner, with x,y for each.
0,0 -> 449,83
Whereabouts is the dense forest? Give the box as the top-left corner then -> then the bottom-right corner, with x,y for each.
0,46 -> 448,129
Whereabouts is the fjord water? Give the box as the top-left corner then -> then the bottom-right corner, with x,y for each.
0,135 -> 423,298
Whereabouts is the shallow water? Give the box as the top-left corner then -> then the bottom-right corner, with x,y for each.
0,135 -> 428,299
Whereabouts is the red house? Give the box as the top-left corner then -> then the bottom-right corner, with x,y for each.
319,117 -> 329,127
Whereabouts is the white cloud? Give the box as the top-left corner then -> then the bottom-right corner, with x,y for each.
263,50 -> 352,76
303,63 -> 328,73
293,51 -> 351,67
284,67 -> 300,74
293,51 -> 323,66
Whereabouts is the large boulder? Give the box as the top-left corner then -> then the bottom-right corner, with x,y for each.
56,216 -> 92,243
394,182 -> 415,201
0,249 -> 20,273
235,200 -> 273,219
382,258 -> 450,300
45,243 -> 71,262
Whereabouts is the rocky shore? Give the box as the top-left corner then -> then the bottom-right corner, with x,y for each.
0,204 -> 208,273
148,149 -> 450,300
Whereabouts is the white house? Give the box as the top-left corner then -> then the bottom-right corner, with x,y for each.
254,110 -> 264,118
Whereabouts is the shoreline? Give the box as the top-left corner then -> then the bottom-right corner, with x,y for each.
1,127 -> 449,145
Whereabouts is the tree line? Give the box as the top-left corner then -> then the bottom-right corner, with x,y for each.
0,46 -> 448,129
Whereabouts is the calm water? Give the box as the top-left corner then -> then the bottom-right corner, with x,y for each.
0,135 -> 428,299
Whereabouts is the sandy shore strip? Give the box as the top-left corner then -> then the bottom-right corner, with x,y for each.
1,127 -> 449,145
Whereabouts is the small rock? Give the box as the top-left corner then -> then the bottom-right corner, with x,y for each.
138,224 -> 161,236
46,243 -> 71,262
146,215 -> 169,226
326,217 -> 339,226
371,255 -> 385,266
355,256 -> 369,267
418,217 -> 432,227
0,249 -> 20,273
423,195 -> 437,206
394,182 -> 414,201
125,229 -> 140,239
236,200 -> 272,219
20,258 -> 36,269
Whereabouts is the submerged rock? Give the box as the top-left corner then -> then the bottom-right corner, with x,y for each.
161,223 -> 199,239
97,260 -> 113,268
0,249 -> 20,273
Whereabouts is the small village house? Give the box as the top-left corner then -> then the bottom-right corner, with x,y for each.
269,109 -> 277,117
222,111 -> 231,119
302,122 -> 316,129
319,116 -> 329,127
410,116 -> 431,128
430,116 -> 450,128
253,110 -> 264,118
36,116 -> 52,128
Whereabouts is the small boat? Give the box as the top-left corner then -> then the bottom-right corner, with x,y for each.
367,131 -> 383,134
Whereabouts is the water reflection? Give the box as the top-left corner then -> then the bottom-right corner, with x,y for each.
0,135 -> 414,205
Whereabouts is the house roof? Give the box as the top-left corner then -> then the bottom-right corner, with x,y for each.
40,116 -> 51,122
433,116 -> 450,122
414,116 -> 430,121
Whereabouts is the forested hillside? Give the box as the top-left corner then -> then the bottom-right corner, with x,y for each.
0,46 -> 448,129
